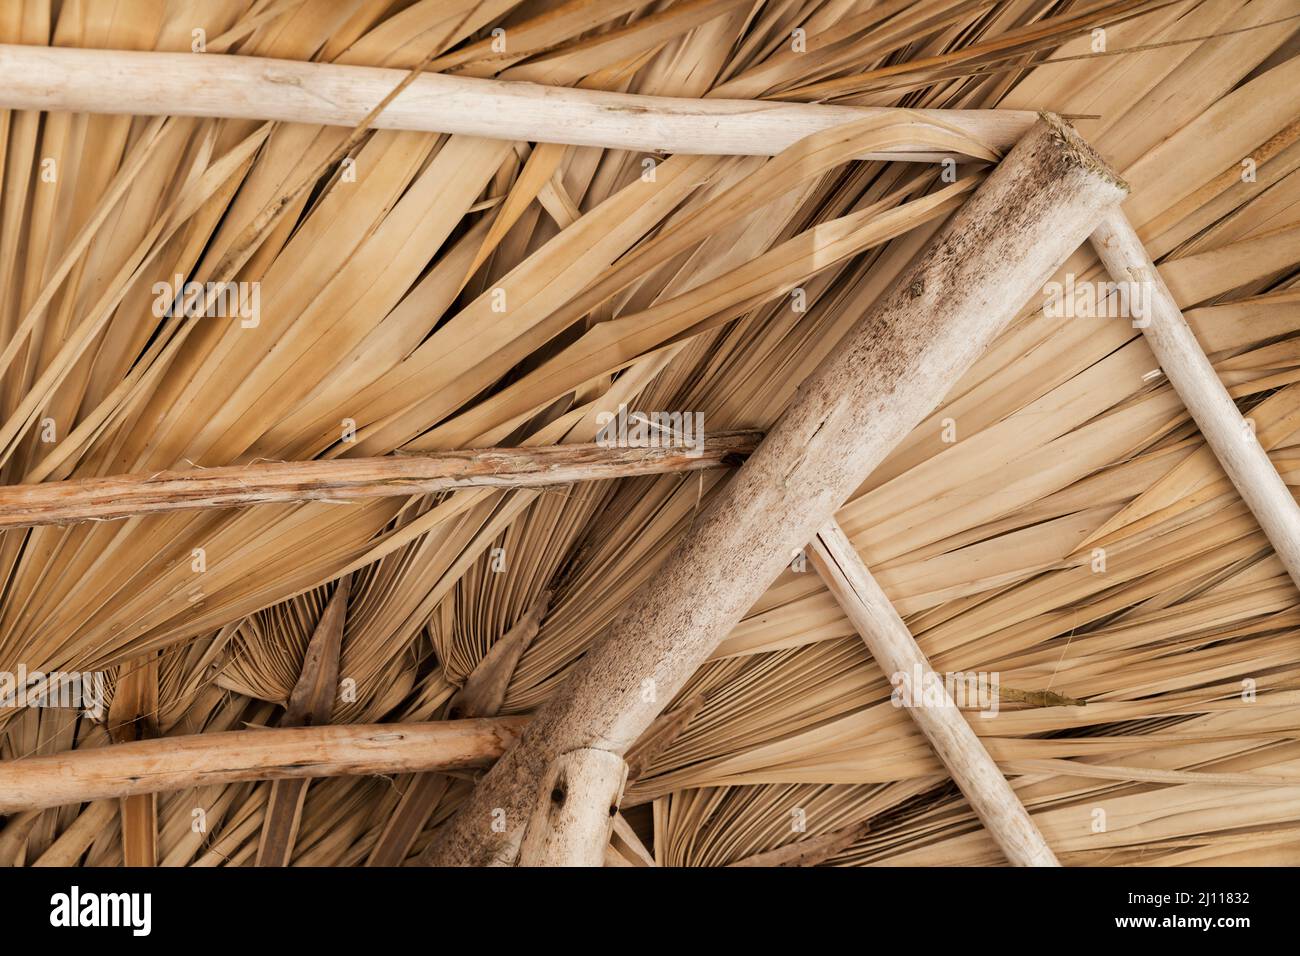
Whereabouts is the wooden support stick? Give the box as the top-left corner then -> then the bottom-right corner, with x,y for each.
0,432 -> 760,531
0,718 -> 526,814
517,749 -> 628,867
0,45 -> 1035,162
422,115 -> 1128,866
609,812 -> 657,867
810,521 -> 1059,867
1090,208 -> 1300,592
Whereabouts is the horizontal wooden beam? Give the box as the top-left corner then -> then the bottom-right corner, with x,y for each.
0,45 -> 1036,162
0,432 -> 760,531
0,718 -> 527,814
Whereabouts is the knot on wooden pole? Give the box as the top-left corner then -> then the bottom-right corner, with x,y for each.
517,748 -> 628,868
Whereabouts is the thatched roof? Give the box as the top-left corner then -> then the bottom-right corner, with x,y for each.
1,0 -> 1299,867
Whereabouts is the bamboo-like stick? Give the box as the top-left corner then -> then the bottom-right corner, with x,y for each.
0,718 -> 526,814
517,749 -> 628,867
0,44 -> 1035,162
422,115 -> 1129,867
0,432 -> 760,531
810,521 -> 1059,867
1090,208 -> 1300,592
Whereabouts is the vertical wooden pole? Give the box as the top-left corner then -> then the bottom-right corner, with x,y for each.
517,749 -> 628,867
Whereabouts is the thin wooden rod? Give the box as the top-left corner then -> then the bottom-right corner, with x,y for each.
810,521 -> 1059,867
0,44 -> 1036,162
422,115 -> 1128,866
1090,208 -> 1300,592
0,432 -> 760,531
0,718 -> 526,814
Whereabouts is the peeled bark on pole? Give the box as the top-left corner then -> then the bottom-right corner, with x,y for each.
810,521 -> 1059,867
1089,208 -> 1300,593
0,44 -> 1034,163
0,719 -> 526,814
517,749 -> 628,867
422,115 -> 1128,867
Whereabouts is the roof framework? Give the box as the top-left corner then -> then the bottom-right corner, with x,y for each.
0,0 -> 1298,868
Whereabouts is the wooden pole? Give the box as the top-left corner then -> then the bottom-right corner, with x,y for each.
0,45 -> 1035,162
0,432 -> 760,531
517,749 -> 628,867
1090,208 -> 1300,592
810,521 -> 1059,867
0,718 -> 526,814
422,115 -> 1128,866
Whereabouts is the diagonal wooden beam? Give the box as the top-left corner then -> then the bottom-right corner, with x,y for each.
810,521 -> 1059,867
421,115 -> 1129,866
0,718 -> 527,815
1089,208 -> 1300,592
0,432 -> 760,531
0,45 -> 1037,163
608,812 -> 657,867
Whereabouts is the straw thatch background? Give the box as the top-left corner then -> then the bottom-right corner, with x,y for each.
1,0 -> 1299,866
